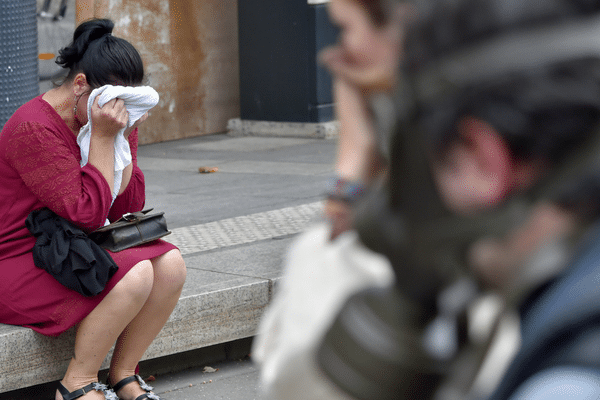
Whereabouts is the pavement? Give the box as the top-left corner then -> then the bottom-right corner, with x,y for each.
8,355 -> 263,400
148,357 -> 262,400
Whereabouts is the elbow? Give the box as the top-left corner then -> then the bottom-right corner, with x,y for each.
74,209 -> 108,232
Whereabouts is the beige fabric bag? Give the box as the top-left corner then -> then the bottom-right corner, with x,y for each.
252,223 -> 395,400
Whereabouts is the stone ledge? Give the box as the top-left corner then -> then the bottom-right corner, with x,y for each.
227,118 -> 339,139
0,274 -> 277,393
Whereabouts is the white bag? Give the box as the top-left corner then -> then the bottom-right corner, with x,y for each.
252,223 -> 395,400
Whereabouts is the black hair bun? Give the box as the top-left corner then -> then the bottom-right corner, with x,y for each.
54,18 -> 144,88
56,19 -> 115,70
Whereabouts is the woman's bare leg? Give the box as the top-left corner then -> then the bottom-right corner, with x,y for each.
108,249 -> 186,400
56,260 -> 154,400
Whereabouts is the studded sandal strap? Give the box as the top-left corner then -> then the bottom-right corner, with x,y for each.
111,375 -> 139,393
58,382 -> 102,400
134,391 -> 161,400
134,390 -> 161,400
112,375 -> 160,400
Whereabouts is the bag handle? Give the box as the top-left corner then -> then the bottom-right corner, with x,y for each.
118,208 -> 154,223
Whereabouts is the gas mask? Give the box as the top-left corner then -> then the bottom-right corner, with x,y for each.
316,5 -> 600,399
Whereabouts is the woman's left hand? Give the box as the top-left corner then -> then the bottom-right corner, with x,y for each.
124,112 -> 149,138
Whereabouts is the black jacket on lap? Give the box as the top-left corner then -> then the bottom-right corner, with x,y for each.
26,208 -> 118,297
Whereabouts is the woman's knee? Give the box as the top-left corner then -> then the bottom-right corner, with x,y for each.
113,260 -> 154,304
152,249 -> 187,291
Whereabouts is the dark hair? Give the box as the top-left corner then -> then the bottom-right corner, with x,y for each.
56,18 -> 144,88
403,0 -> 600,164
404,0 -> 600,70
420,57 -> 600,164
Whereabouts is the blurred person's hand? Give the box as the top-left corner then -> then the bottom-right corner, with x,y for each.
320,0 -> 411,93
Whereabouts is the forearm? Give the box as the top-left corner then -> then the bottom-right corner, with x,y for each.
326,79 -> 386,239
88,134 -> 116,194
334,79 -> 383,184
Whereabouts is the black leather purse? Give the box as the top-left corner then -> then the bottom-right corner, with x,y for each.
89,209 -> 171,252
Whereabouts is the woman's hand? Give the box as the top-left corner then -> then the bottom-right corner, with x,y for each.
320,0 -> 411,93
91,96 -> 129,138
124,112 -> 148,139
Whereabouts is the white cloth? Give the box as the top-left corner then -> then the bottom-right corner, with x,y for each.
77,85 -> 159,201
252,223 -> 395,400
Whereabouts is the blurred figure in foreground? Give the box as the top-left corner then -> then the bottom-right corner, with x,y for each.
254,0 -> 600,399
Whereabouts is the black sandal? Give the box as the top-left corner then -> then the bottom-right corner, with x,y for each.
111,375 -> 162,400
58,382 -> 118,400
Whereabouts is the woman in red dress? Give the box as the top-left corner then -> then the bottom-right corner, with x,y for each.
0,19 -> 186,400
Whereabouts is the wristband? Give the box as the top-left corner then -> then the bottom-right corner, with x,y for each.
326,176 -> 366,203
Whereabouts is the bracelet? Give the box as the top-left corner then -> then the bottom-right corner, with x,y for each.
326,176 -> 366,204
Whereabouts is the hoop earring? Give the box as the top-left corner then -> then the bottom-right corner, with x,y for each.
73,93 -> 84,116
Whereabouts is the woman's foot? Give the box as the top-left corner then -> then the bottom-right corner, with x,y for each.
110,374 -> 161,400
56,381 -> 115,400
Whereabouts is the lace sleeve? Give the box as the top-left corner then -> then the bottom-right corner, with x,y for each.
5,122 -> 113,230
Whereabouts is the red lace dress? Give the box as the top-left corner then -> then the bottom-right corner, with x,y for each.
0,95 -> 178,336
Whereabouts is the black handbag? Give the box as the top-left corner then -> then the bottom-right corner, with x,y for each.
89,209 -> 171,252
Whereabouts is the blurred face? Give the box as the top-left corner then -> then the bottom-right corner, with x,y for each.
323,0 -> 408,92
